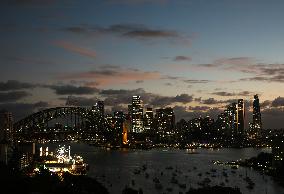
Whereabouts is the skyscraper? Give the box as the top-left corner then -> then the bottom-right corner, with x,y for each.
224,103 -> 238,135
237,99 -> 245,136
91,101 -> 105,131
252,95 -> 262,130
96,101 -> 104,117
155,107 -> 175,134
144,108 -> 153,132
249,94 -> 262,139
129,96 -> 144,133
0,110 -> 13,141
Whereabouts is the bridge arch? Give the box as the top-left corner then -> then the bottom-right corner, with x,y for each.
14,106 -> 100,133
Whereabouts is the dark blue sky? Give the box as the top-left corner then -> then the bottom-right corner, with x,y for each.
0,0 -> 284,128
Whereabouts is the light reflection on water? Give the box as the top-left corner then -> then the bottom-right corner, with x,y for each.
41,143 -> 284,194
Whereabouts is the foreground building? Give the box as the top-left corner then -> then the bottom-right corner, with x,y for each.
0,110 -> 13,141
155,107 -> 175,134
249,95 -> 262,139
129,96 -> 144,133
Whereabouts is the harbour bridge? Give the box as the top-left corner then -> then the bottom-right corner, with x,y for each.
13,106 -> 108,142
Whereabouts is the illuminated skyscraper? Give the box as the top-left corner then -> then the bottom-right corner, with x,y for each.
0,110 -> 13,141
129,96 -> 144,133
113,111 -> 124,132
92,101 -> 104,118
252,95 -> 262,130
155,107 -> 175,134
91,101 -> 105,131
249,95 -> 262,139
96,101 -> 104,117
224,103 -> 238,135
144,108 -> 153,132
237,99 -> 245,136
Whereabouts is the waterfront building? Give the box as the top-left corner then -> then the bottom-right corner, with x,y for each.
122,120 -> 130,145
0,139 -> 9,165
237,99 -> 245,136
19,142 -> 36,169
155,107 -> 175,134
144,108 -> 154,133
272,135 -> 284,169
224,103 -> 238,136
113,111 -> 124,133
0,110 -> 13,141
129,96 -> 144,133
249,95 -> 262,139
36,145 -> 88,175
92,101 -> 105,123
112,111 -> 125,145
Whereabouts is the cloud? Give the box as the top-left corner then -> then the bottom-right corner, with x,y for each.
150,94 -> 193,106
101,88 -> 147,105
53,40 -> 97,59
261,107 -> 284,129
173,106 -> 223,121
174,94 -> 194,104
110,104 -> 128,113
197,57 -> 284,83
161,75 -> 181,80
271,97 -> 284,107
260,100 -> 271,107
165,83 -> 172,86
0,101 -> 49,121
60,66 -> 161,86
0,80 -> 35,91
212,91 -> 252,97
214,57 -> 255,66
123,29 -> 178,38
34,101 -> 49,108
202,98 -> 222,105
240,74 -> 284,83
174,56 -> 192,62
48,84 -> 99,95
106,0 -> 168,5
172,106 -> 192,121
0,91 -> 31,103
183,79 -> 211,84
238,91 -> 252,96
62,23 -> 189,42
100,88 -> 193,107
63,96 -> 100,106
188,106 -> 211,111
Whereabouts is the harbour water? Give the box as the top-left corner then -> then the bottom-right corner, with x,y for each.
43,143 -> 284,194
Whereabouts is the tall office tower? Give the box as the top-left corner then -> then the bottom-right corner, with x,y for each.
144,108 -> 153,132
237,99 -> 245,136
252,95 -> 262,130
112,111 -> 125,145
0,110 -> 13,141
155,107 -> 175,134
225,103 -> 238,135
91,101 -> 105,131
92,101 -> 104,117
129,96 -> 144,133
97,101 -> 104,117
105,114 -> 114,132
113,111 -> 124,132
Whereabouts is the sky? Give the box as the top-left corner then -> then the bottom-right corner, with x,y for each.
0,0 -> 284,128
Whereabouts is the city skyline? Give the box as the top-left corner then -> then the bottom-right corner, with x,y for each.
0,0 -> 284,128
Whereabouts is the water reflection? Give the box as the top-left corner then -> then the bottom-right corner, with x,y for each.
39,143 -> 284,194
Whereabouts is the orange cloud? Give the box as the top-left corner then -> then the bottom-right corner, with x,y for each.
59,67 -> 161,87
214,57 -> 255,66
53,40 -> 96,59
